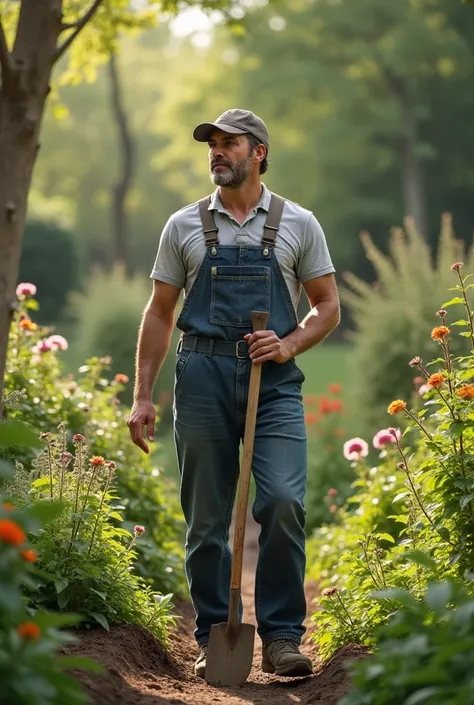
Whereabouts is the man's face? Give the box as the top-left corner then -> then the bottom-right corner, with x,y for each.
208,130 -> 254,188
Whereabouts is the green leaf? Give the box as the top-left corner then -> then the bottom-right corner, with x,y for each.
449,419 -> 465,440
392,492 -> 409,503
90,588 -> 107,601
34,612 -> 82,629
55,578 -> 69,594
375,533 -> 395,544
405,689 -> 441,705
425,582 -> 452,611
460,494 -> 474,510
91,612 -> 109,630
441,296 -> 464,307
451,320 -> 470,326
402,551 -> 437,570
57,589 -> 71,609
28,500 -> 65,525
0,420 -> 43,449
32,477 -> 54,488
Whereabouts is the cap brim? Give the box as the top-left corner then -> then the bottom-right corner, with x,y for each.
193,122 -> 247,142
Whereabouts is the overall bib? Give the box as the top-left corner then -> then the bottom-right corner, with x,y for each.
173,193 -> 308,647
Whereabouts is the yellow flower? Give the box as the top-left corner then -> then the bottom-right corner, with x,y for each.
388,400 -> 407,415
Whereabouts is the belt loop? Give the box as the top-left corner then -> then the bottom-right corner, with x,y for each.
207,339 -> 214,357
192,337 -> 198,352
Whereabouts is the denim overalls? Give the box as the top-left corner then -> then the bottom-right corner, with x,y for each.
173,193 -> 307,647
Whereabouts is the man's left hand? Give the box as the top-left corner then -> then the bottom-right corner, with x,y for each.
244,330 -> 292,364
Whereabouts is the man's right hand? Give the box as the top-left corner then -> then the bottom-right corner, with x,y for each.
127,399 -> 156,454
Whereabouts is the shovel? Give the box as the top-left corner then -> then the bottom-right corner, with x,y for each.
205,310 -> 270,687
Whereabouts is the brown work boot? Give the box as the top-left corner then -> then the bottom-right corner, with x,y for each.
262,639 -> 313,677
194,644 -> 208,678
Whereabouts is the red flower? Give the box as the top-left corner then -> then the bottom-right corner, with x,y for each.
114,374 -> 129,384
21,549 -> 37,563
134,525 -> 145,536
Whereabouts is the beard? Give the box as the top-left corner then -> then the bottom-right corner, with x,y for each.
210,155 -> 253,189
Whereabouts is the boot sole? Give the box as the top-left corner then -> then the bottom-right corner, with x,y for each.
262,659 -> 313,677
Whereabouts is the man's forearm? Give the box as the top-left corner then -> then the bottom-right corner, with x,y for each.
134,307 -> 174,401
283,299 -> 340,359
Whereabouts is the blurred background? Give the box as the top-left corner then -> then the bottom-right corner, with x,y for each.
19,0 -> 474,521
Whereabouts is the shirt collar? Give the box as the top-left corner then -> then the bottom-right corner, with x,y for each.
208,183 -> 271,214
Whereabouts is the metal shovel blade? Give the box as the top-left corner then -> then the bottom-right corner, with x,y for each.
205,622 -> 255,686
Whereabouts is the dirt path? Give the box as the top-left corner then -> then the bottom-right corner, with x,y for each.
68,516 -> 367,705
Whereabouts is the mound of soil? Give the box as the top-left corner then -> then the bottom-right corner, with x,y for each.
67,518 -> 369,705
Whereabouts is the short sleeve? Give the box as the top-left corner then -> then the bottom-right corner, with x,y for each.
150,217 -> 186,290
296,213 -> 336,283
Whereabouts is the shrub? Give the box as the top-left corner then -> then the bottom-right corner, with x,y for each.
5,425 -> 176,645
65,264 -> 180,419
0,421 -> 100,705
4,284 -> 185,598
341,214 -> 474,432
19,220 -> 80,325
339,580 -> 474,705
309,260 -> 474,659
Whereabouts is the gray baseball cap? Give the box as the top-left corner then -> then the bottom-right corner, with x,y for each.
193,109 -> 269,148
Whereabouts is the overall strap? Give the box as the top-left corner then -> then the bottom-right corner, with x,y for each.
262,193 -> 285,247
198,196 -> 219,246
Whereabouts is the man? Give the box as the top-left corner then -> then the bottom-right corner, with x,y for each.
128,109 -> 340,679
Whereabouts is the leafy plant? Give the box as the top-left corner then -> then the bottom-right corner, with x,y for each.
339,579 -> 474,705
7,424 -> 177,646
4,284 -> 185,596
341,214 -> 474,431
310,259 -> 474,658
0,421 -> 101,705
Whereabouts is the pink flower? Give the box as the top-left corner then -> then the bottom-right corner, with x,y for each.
134,525 -> 145,536
48,335 -> 68,351
451,262 -> 463,271
16,283 -> 37,297
34,339 -> 52,353
343,437 -> 369,461
373,429 -> 399,449
72,434 -> 85,444
328,488 -> 338,497
419,384 -> 429,396
388,427 -> 401,441
409,357 -> 422,368
437,309 -> 447,318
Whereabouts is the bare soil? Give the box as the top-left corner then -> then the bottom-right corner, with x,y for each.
66,516 -> 368,705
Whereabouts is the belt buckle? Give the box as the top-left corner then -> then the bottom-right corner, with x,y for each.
235,340 -> 247,359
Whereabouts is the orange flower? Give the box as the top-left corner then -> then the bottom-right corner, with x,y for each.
0,519 -> 26,546
90,456 -> 106,466
431,326 -> 450,341
2,502 -> 14,511
19,318 -> 37,331
329,383 -> 341,395
305,412 -> 318,425
457,385 -> 474,400
114,374 -> 129,384
388,400 -> 407,415
17,622 -> 41,640
21,549 -> 37,563
428,373 -> 445,388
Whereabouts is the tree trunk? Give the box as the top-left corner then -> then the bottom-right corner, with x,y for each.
0,1 -> 63,405
108,51 -> 135,275
398,98 -> 428,238
385,71 -> 428,237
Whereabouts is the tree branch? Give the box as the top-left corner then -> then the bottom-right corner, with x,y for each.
0,17 -> 13,81
55,0 -> 104,63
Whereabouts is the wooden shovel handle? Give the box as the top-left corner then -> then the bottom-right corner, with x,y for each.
228,311 -> 269,626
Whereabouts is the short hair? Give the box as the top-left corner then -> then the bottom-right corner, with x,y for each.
247,133 -> 269,175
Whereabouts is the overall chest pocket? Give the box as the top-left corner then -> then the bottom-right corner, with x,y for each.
210,265 -> 271,327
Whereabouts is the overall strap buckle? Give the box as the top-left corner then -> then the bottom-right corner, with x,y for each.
235,340 -> 248,359
262,193 -> 285,247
